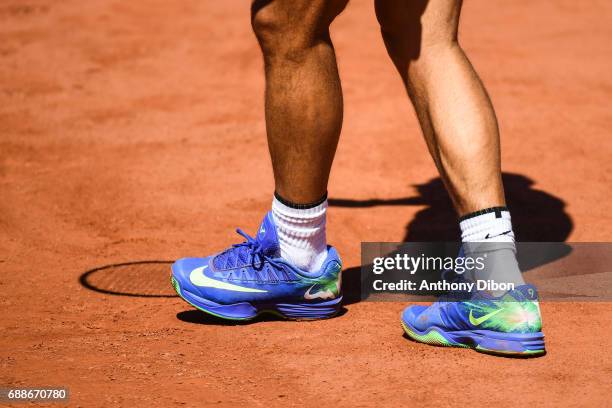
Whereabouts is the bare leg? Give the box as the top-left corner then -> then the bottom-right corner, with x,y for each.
252,0 -> 348,204
375,0 -> 505,216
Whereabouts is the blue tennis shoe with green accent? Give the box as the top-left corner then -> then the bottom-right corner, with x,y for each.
171,212 -> 342,321
401,284 -> 545,356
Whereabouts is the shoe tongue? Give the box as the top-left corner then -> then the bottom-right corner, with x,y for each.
255,212 -> 280,257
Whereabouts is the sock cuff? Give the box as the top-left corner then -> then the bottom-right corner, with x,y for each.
459,207 -> 511,230
272,193 -> 328,218
459,207 -> 514,243
458,206 -> 509,223
273,191 -> 327,210
272,194 -> 327,237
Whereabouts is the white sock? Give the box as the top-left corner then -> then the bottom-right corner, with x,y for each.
459,207 -> 525,291
271,194 -> 328,272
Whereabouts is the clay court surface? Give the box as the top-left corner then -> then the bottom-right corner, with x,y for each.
1,0 -> 611,406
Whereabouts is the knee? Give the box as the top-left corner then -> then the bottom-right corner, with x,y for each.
251,0 -> 348,60
376,1 -> 458,68
251,7 -> 308,61
251,6 -> 288,54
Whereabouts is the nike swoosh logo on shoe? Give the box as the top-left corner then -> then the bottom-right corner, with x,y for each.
189,266 -> 267,293
304,285 -> 336,300
469,308 -> 503,326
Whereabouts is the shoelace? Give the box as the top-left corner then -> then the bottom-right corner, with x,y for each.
219,228 -> 282,270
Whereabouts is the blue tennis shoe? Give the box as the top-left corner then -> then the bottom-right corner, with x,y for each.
401,284 -> 545,356
171,212 -> 342,321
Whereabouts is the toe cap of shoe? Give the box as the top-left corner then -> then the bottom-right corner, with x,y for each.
171,257 -> 210,294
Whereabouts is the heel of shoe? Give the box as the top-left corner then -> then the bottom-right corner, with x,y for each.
473,331 -> 546,356
275,296 -> 343,320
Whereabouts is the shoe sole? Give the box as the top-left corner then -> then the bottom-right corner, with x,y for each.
172,276 -> 342,321
401,319 -> 546,357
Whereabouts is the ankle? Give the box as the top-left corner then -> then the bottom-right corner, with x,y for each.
271,192 -> 328,272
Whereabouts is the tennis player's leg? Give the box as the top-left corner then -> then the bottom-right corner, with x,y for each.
171,0 -> 348,320
377,0 -> 544,355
